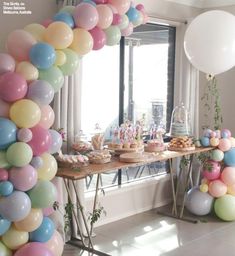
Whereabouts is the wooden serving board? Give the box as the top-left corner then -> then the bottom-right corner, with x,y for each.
119,152 -> 155,163
167,146 -> 196,152
109,146 -> 144,155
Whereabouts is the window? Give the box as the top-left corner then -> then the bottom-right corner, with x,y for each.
81,23 -> 176,191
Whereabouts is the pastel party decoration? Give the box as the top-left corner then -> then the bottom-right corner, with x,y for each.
221,167 -> 235,186
208,180 -> 227,198
214,194 -> 235,221
0,0 -> 147,254
202,160 -> 221,180
210,149 -> 224,162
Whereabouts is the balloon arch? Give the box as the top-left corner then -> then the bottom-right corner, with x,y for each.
0,1 -> 148,255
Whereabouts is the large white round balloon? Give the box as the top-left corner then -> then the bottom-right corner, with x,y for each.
184,10 -> 235,75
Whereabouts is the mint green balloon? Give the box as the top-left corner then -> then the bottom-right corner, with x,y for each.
105,26 -> 121,46
39,66 -> 64,93
211,149 -> 224,162
0,150 -> 11,169
0,241 -> 12,256
28,180 -> 57,208
6,142 -> 33,167
214,195 -> 235,221
60,49 -> 80,76
59,5 -> 75,14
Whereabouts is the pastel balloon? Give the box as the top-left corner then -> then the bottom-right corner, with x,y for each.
105,25 -> 121,46
39,66 -> 64,93
53,12 -> 75,28
0,53 -> 15,75
221,128 -> 231,138
28,180 -> 57,208
112,13 -> 122,25
37,153 -> 57,181
126,7 -> 140,22
108,0 -> 131,15
215,130 -> 221,138
6,29 -> 36,61
0,168 -> 8,181
70,28 -> 94,56
132,11 -> 144,27
0,181 -> 13,196
0,191 -> 31,221
59,5 -> 75,14
17,128 -> 33,143
16,61 -> 39,81
30,217 -> 55,243
0,216 -> 11,236
94,0 -> 106,3
41,18 -> 53,28
0,72 -> 27,102
200,136 -> 210,147
30,156 -> 43,169
38,105 -> 55,129
224,148 -> 235,166
218,138 -> 231,152
44,21 -> 73,49
0,99 -> 10,118
118,14 -> 129,30
0,151 -> 11,169
24,23 -> 45,42
202,160 -> 221,181
9,165 -> 38,191
89,27 -> 107,50
227,184 -> 235,195
48,129 -> 63,154
83,0 -> 97,5
43,207 -> 54,217
6,142 -> 33,167
136,3 -> 145,11
0,241 -> 12,256
221,166 -> 235,186
230,137 -> 235,147
199,183 -> 208,193
210,149 -> 224,162
2,226 -> 28,250
55,50 -> 66,66
59,49 -> 80,76
27,80 -> 54,106
73,3 -> 98,30
0,118 -> 17,150
30,43 -> 56,70
121,22 -> 133,36
208,180 -> 227,198
214,194 -> 235,221
10,99 -> 41,128
45,230 -> 64,256
14,208 -> 43,232
96,5 -> 113,29
14,242 -> 53,256
203,128 -> 212,138
210,137 -> 219,147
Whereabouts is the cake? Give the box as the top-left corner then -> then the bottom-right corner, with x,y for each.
87,149 -> 111,164
145,140 -> 165,152
170,122 -> 189,137
168,136 -> 195,151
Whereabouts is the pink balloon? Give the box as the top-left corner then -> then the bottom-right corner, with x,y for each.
6,30 -> 36,61
0,53 -> 15,75
107,4 -> 118,13
136,4 -> 145,11
0,72 -> 27,102
108,0 -> 131,15
45,230 -> 64,256
41,18 -> 53,28
112,13 -> 122,25
43,207 -> 54,217
218,138 -> 232,152
28,126 -> 52,156
202,160 -> 221,181
121,22 -> 133,36
89,27 -> 107,50
0,168 -> 8,181
73,3 -> 99,30
221,166 -> 235,186
96,5 -> 113,29
208,180 -> 227,197
9,165 -> 38,191
38,105 -> 55,129
95,0 -> 108,3
0,99 -> 10,117
17,128 -> 33,143
14,242 -> 53,256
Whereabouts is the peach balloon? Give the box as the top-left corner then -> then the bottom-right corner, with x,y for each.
96,5 -> 113,29
218,138 -> 232,152
38,105 -> 55,129
45,230 -> 64,256
230,137 -> 235,147
108,0 -> 131,15
6,30 -> 36,61
0,99 -> 10,118
14,208 -> 43,232
221,167 -> 235,186
208,180 -> 227,198
227,184 -> 235,195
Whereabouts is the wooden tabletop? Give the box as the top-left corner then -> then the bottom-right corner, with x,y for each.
56,147 -> 213,180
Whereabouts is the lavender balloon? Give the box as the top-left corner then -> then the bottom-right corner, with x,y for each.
17,128 -> 33,143
30,156 -> 43,169
48,129 -> 63,154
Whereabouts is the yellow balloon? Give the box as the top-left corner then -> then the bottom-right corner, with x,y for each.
200,183 -> 209,193
44,21 -> 73,49
38,153 -> 58,180
70,28 -> 93,56
14,208 -> 43,232
55,50 -> 67,66
16,61 -> 39,81
2,226 -> 28,250
24,23 -> 45,42
10,99 -> 41,128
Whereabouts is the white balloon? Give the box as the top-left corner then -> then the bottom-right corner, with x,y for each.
184,10 -> 235,75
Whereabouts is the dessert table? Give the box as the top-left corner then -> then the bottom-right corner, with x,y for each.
56,146 -> 213,256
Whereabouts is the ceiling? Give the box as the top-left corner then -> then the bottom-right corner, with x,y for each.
165,0 -> 235,8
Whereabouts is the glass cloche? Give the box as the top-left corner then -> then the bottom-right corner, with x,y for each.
169,103 -> 191,137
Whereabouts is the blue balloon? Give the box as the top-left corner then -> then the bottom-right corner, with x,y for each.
30,43 -> 56,70
0,118 -> 17,150
126,7 -> 140,22
0,216 -> 11,235
200,136 -> 210,147
82,0 -> 96,6
224,148 -> 235,166
29,217 -> 55,243
0,181 -> 13,196
53,12 -> 75,28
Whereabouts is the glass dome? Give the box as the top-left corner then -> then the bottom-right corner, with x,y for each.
169,103 -> 190,137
